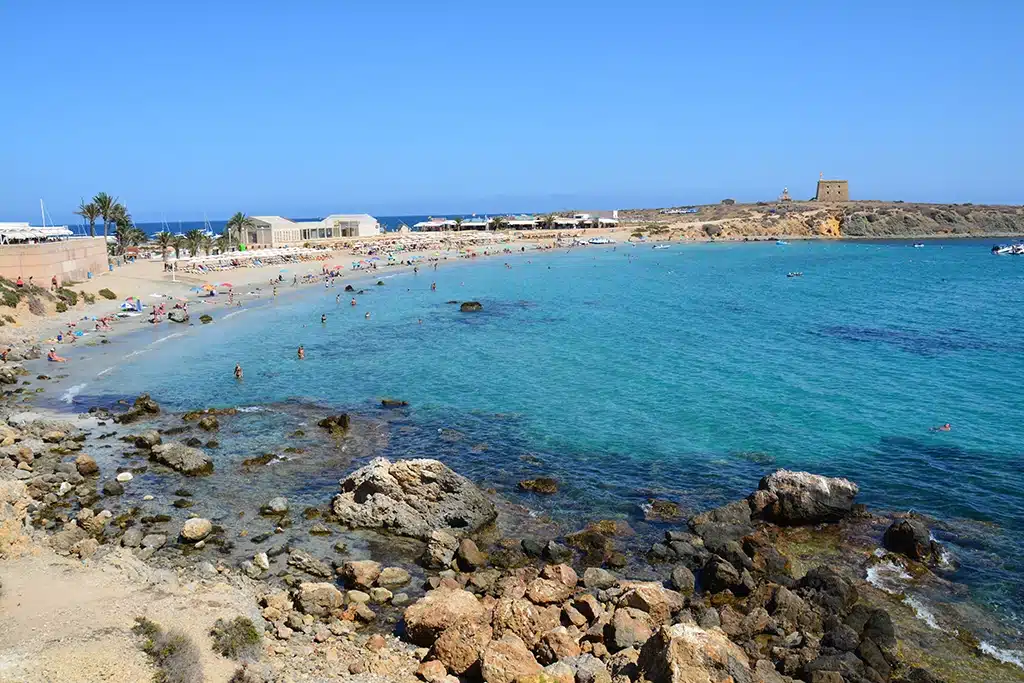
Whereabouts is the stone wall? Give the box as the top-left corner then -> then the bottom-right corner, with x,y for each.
815,180 -> 849,202
0,238 -> 109,284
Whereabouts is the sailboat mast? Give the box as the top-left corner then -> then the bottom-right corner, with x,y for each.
40,199 -> 45,228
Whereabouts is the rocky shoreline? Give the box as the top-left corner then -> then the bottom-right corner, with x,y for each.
1,391 -> 1022,682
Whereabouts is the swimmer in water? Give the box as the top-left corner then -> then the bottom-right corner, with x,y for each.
350,298 -> 357,306
321,314 -> 327,324
234,364 -> 243,379
930,423 -> 952,432
417,318 -> 422,324
430,282 -> 436,291
297,345 -> 305,359
336,294 -> 340,303
364,311 -> 370,319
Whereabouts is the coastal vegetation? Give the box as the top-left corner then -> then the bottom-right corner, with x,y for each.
98,288 -> 117,300
73,200 -> 101,237
132,617 -> 204,683
225,212 -> 255,246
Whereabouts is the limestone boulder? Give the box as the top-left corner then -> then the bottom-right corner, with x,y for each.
150,442 -> 213,476
296,582 -> 345,616
491,598 -> 561,649
750,470 -> 858,525
403,588 -> 489,646
431,617 -> 494,676
339,559 -> 382,589
180,518 -> 212,542
637,623 -> 752,683
331,458 -> 496,540
480,633 -> 542,683
618,582 -> 684,624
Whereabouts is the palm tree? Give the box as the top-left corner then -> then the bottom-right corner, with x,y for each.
172,235 -> 185,260
225,212 -> 254,246
453,217 -> 464,231
92,192 -> 117,239
154,231 -> 174,263
184,229 -> 205,258
490,216 -> 509,231
541,213 -> 557,230
215,235 -> 229,255
74,200 -> 101,237
201,234 -> 213,256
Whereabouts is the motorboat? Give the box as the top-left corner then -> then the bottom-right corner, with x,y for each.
787,271 -> 803,278
588,237 -> 614,245
776,240 -> 789,245
913,243 -> 925,248
992,243 -> 1024,255
652,245 -> 670,250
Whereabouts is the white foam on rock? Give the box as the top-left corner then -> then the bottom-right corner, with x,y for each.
980,642 -> 1024,670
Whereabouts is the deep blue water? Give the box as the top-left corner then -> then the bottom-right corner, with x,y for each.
49,239 -> 1024,646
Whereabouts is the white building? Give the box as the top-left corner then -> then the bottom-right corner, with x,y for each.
246,214 -> 380,247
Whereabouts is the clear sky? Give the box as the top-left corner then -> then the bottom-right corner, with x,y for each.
2,1 -> 1022,224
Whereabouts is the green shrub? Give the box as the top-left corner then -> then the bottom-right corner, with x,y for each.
3,315 -> 13,323
1,290 -> 18,308
56,287 -> 78,306
55,301 -> 68,313
210,616 -> 261,660
721,198 -> 736,205
98,288 -> 117,300
133,617 -> 204,683
80,290 -> 96,304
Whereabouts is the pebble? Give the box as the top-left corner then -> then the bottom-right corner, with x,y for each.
115,472 -> 133,483
142,495 -> 154,501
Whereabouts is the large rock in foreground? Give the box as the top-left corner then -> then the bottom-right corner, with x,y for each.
150,442 -> 213,476
637,623 -> 752,683
331,458 -> 496,539
750,469 -> 858,525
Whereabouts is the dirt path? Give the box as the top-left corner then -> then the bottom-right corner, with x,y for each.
0,546 -> 256,682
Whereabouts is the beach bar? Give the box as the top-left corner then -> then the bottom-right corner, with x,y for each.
246,214 -> 381,247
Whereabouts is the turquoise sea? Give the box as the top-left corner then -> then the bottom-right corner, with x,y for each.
47,239 -> 1024,653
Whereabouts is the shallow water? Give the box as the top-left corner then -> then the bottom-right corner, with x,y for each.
41,239 -> 1024,652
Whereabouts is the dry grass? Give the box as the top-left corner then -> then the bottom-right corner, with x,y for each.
133,617 -> 204,683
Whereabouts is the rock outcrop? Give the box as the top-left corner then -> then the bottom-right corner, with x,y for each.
331,458 -> 496,540
149,442 -> 213,475
750,469 -> 859,525
884,518 -> 941,563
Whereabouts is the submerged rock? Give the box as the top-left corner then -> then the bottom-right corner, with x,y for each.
381,398 -> 409,408
331,457 -> 497,540
460,301 -> 483,312
517,478 -> 559,495
750,469 -> 859,525
168,310 -> 189,323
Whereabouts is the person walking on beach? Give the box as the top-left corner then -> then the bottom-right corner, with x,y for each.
297,345 -> 305,359
234,364 -> 243,379
1,347 -> 10,363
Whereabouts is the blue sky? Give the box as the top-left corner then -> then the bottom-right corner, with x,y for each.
2,1 -> 1022,224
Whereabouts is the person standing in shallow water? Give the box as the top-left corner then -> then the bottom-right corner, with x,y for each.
321,314 -> 327,324
234,364 -> 243,379
297,345 -> 305,359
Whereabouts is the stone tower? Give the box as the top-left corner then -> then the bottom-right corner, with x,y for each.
814,179 -> 849,202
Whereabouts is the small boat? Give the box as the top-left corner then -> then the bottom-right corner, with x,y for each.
652,245 -> 670,250
913,243 -> 925,248
776,240 -> 789,245
992,244 -> 1024,255
787,272 -> 803,278
588,237 -> 614,245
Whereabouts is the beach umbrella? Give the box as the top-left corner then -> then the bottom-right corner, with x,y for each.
219,282 -> 233,288
202,284 -> 215,291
